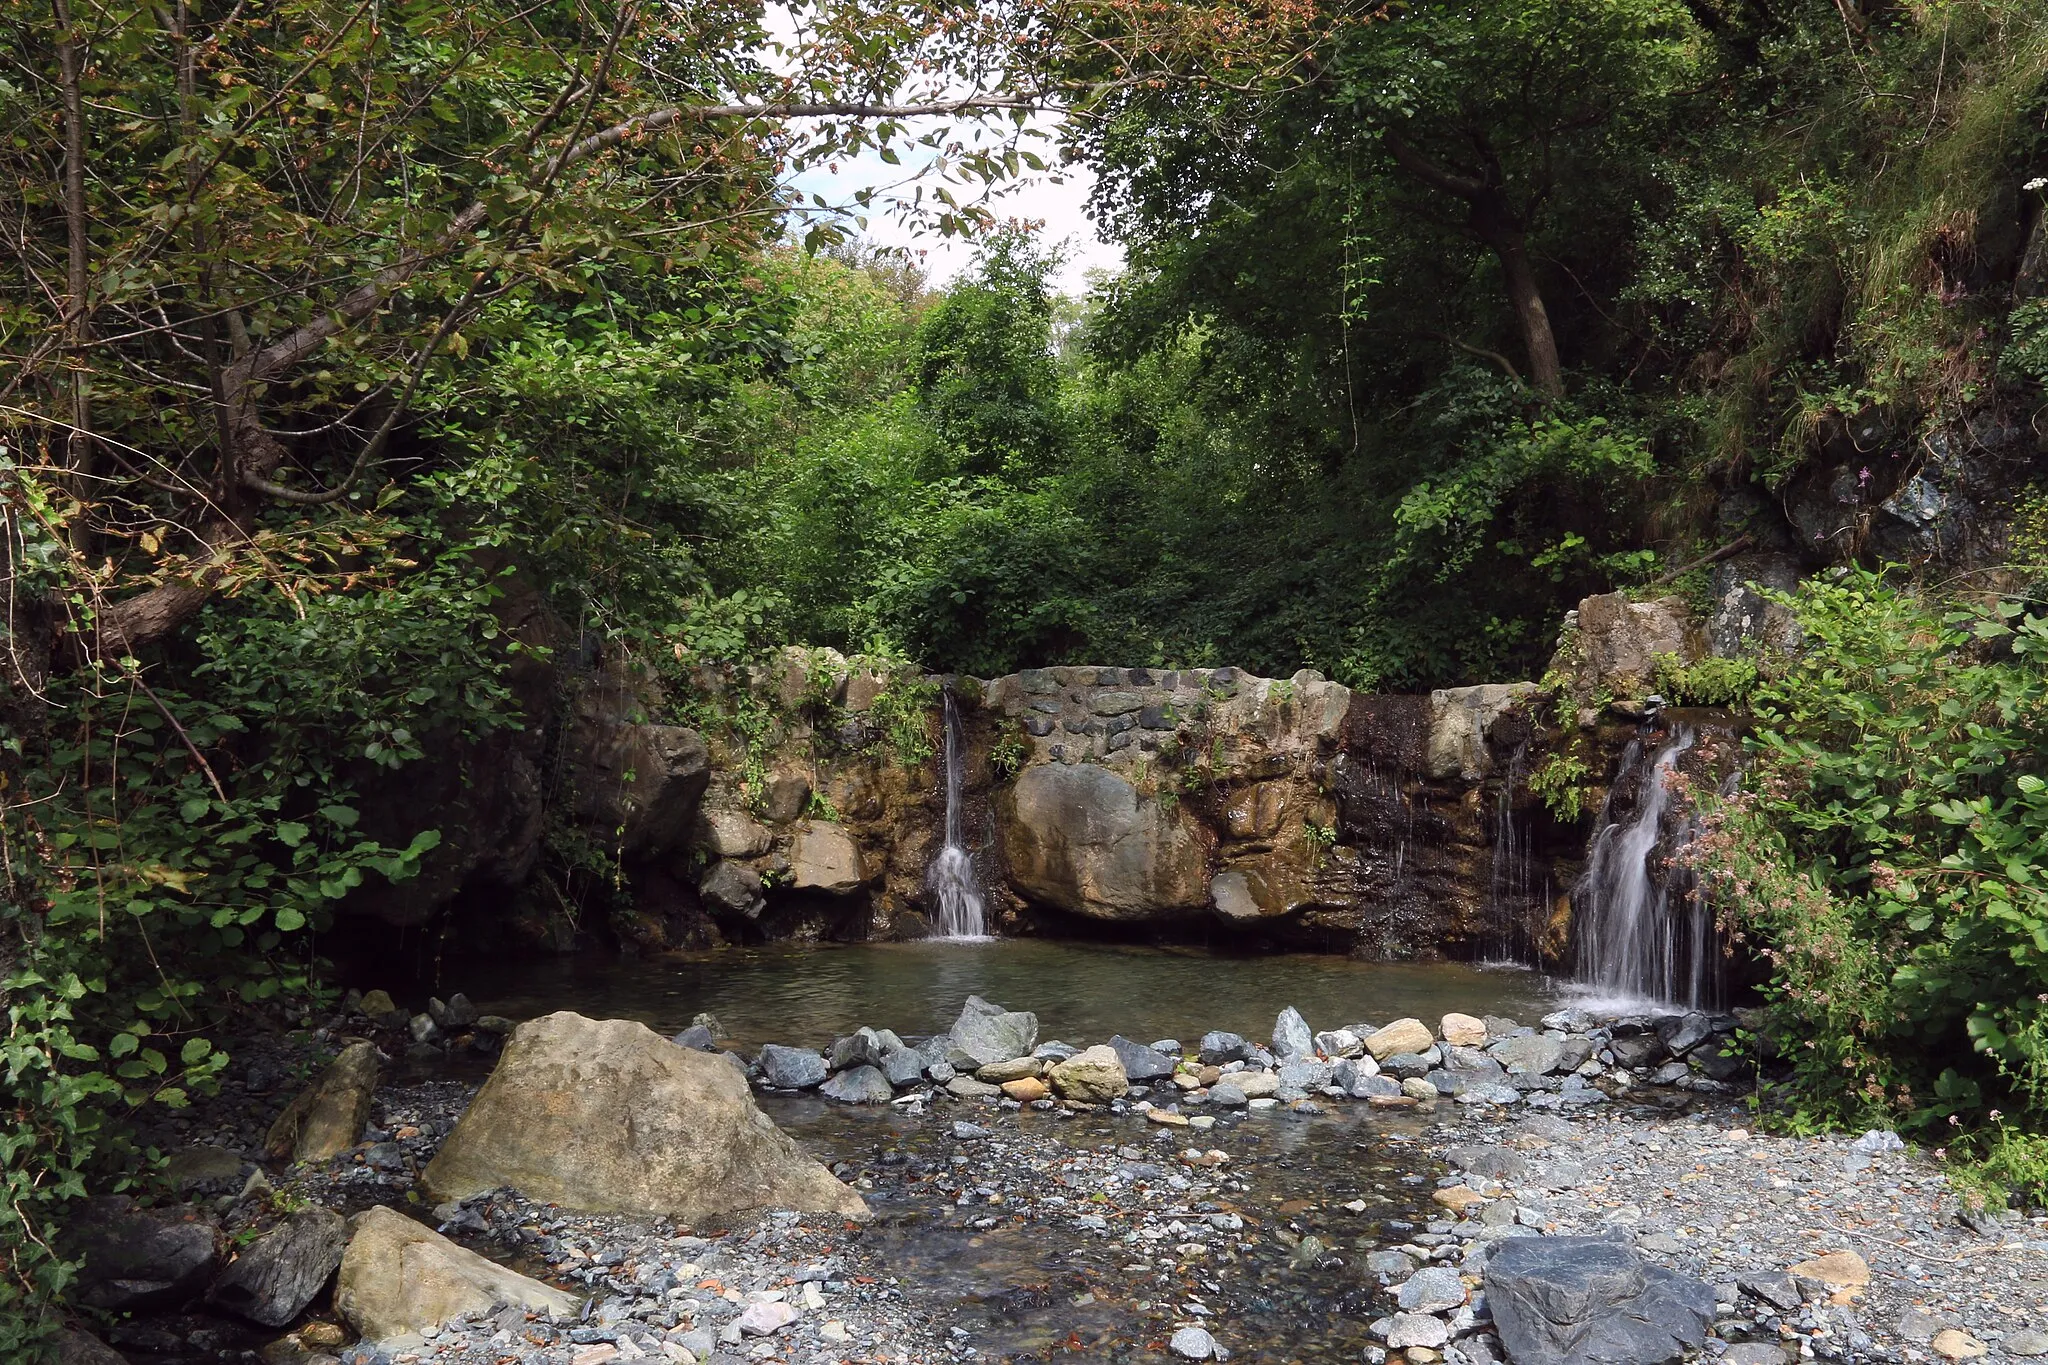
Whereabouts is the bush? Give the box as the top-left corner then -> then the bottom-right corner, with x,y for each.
1696,570 -> 2048,1137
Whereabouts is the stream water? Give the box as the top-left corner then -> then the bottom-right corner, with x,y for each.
453,938 -> 1561,1053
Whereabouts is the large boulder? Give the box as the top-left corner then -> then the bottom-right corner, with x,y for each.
207,1207 -> 349,1327
1484,1235 -> 1715,1365
998,764 -> 1209,919
944,996 -> 1039,1069
567,668 -> 710,863
1109,1035 -> 1176,1082
700,860 -> 765,920
265,1040 -> 380,1163
699,809 -> 772,858
335,1205 -> 579,1343
60,1197 -> 219,1312
421,1012 -> 866,1222
789,821 -> 865,894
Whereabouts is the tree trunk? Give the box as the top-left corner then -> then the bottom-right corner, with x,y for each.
53,0 -> 94,483
1476,222 -> 1564,400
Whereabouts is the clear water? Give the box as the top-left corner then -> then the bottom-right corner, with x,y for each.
454,938 -> 1561,1052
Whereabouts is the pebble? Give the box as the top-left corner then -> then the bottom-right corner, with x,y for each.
1170,1325 -> 1218,1359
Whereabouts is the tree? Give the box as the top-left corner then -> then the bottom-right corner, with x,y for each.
0,0 -> 1335,674
1331,0 -> 1705,398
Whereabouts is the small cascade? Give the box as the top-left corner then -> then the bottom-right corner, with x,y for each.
1481,741 -> 1533,965
1571,724 -> 1720,1008
926,690 -> 991,940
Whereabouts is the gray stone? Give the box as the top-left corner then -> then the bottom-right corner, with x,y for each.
1209,1083 -> 1249,1108
1279,1058 -> 1334,1091
1448,1144 -> 1530,1183
1110,1035 -> 1176,1082
1654,1012 -> 1713,1056
1607,1034 -> 1666,1069
1719,1345 -> 1789,1365
1491,1035 -> 1566,1076
1485,1236 -> 1714,1365
1169,1325 -> 1217,1359
829,1027 -> 888,1071
1367,1250 -> 1420,1276
61,1196 -> 218,1312
1091,691 -> 1146,716
673,1025 -> 717,1051
207,1208 -> 348,1327
879,1046 -> 925,1087
1385,1312 -> 1451,1349
1398,1266 -> 1468,1313
1334,1056 -> 1380,1090
1690,1040 -> 1748,1081
756,1045 -> 828,1090
1316,1029 -> 1364,1058
700,810 -> 772,858
264,1040 -> 379,1163
1272,1006 -> 1314,1059
946,1075 -> 1001,1099
699,861 -> 765,920
1200,1031 -> 1255,1065
1426,1069 -> 1469,1096
818,1065 -> 894,1104
2005,1330 -> 2048,1357
1738,1273 -> 1801,1313
1353,1074 -> 1403,1099
946,996 -> 1039,1068
1382,1052 -> 1435,1079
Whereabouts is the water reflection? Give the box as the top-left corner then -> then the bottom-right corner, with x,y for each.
455,938 -> 1560,1052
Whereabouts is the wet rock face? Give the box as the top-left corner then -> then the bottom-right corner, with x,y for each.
998,764 -> 1210,920
60,1197 -> 220,1312
421,1011 -> 868,1223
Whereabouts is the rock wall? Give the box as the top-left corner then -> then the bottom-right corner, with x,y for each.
326,580 -> 1748,973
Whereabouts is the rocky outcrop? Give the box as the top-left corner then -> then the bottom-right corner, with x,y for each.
335,1205 -> 579,1343
1549,594 -> 1702,711
421,1011 -> 868,1222
999,763 -> 1209,919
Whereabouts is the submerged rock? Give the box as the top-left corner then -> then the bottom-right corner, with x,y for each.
421,1011 -> 867,1222
335,1205 -> 579,1343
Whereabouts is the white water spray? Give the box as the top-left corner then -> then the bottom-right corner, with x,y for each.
926,690 -> 990,940
1572,724 -> 1719,1008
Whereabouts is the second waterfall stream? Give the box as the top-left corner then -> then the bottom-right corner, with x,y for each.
926,690 -> 990,939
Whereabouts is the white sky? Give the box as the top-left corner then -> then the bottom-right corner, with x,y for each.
784,139 -> 1124,295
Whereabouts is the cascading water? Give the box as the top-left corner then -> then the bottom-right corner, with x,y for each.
1481,741 -> 1533,966
926,690 -> 990,940
1571,724 -> 1720,1008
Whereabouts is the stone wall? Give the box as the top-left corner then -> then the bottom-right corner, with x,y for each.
329,584 -> 1738,970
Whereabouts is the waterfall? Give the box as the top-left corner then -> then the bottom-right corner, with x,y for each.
1571,724 -> 1719,1008
926,690 -> 990,940
1481,740 -> 1533,966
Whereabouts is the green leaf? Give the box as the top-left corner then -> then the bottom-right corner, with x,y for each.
180,797 -> 211,823
109,1032 -> 138,1057
275,821 -> 309,848
275,907 -> 306,932
179,1038 -> 211,1065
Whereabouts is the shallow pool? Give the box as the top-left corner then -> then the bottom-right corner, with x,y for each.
453,938 -> 1562,1051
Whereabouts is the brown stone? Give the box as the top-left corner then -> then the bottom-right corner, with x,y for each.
1788,1250 -> 1869,1289
1001,1077 -> 1049,1101
1932,1329 -> 1988,1360
265,1041 -> 379,1163
1440,1013 -> 1488,1047
1431,1186 -> 1485,1212
421,1011 -> 866,1222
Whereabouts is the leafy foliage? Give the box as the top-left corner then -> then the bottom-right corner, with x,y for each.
1697,571 -> 2048,1143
